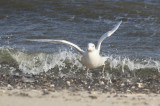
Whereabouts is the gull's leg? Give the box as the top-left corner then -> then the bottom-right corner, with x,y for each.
86,69 -> 89,78
102,65 -> 105,78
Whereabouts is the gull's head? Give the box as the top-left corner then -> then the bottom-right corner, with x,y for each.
87,43 -> 95,52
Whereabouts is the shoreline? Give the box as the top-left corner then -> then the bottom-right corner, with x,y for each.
0,87 -> 160,106
1,73 -> 160,106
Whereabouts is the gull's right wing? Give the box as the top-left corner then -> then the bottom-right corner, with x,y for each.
28,39 -> 84,54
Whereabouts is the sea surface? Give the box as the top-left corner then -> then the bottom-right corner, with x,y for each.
0,0 -> 160,80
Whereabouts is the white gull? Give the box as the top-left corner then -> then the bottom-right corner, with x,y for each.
29,21 -> 122,78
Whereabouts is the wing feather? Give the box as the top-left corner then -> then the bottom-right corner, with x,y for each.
96,21 -> 122,51
28,39 -> 84,54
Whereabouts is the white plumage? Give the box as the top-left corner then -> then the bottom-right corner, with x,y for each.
28,21 -> 122,78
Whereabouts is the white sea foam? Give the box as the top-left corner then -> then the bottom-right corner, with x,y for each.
0,47 -> 160,76
106,56 -> 160,72
9,49 -> 84,74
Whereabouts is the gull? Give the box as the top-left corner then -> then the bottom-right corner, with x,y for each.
28,21 -> 122,78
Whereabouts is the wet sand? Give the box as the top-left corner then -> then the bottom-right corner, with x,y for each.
0,73 -> 160,106
0,87 -> 160,106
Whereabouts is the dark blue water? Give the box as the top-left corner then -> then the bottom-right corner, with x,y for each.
0,0 -> 160,79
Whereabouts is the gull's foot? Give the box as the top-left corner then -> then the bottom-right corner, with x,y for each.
86,69 -> 89,79
102,65 -> 105,78
86,74 -> 89,79
102,74 -> 105,78
107,78 -> 112,84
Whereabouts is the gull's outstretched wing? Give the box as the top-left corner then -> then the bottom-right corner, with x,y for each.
96,21 -> 122,52
28,39 -> 84,54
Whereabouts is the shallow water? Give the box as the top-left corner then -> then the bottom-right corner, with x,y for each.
0,0 -> 160,80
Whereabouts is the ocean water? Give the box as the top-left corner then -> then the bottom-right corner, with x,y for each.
0,0 -> 160,80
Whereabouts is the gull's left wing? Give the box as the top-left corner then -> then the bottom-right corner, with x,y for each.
96,21 -> 122,52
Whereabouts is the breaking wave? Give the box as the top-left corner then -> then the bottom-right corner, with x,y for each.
0,46 -> 159,79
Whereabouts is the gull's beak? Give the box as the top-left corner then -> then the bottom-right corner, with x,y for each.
87,48 -> 92,52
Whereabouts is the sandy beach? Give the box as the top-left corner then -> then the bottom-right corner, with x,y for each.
0,0 -> 160,106
0,73 -> 160,106
0,87 -> 160,106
